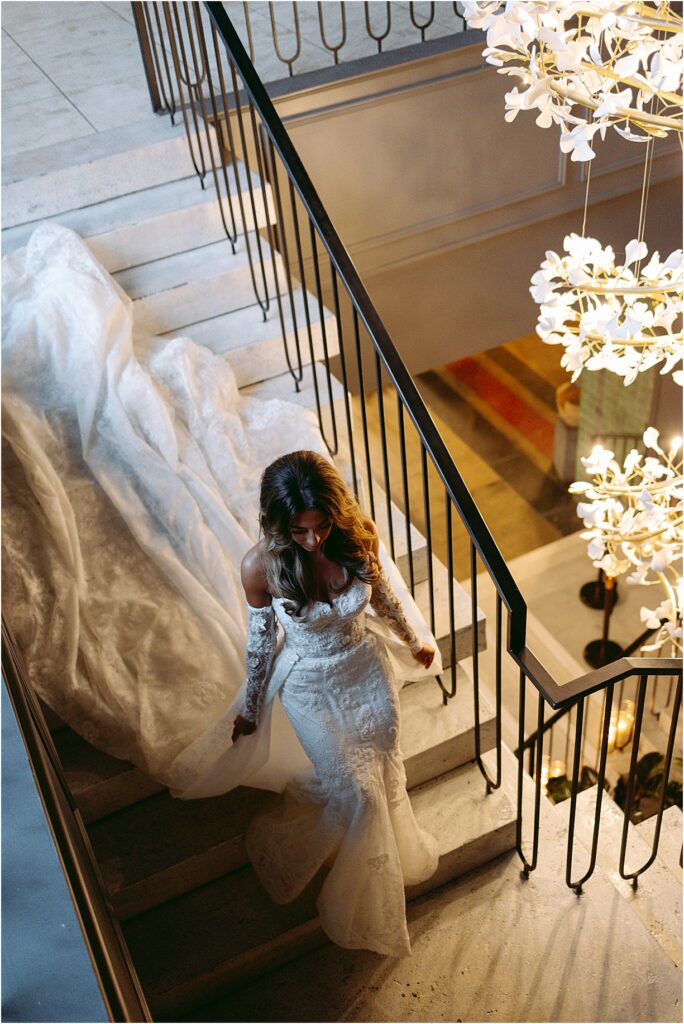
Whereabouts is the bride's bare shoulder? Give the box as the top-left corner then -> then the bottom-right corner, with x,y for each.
241,542 -> 271,604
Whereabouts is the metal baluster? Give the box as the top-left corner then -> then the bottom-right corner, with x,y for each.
330,269 -> 359,498
409,1 -> 435,41
441,491 -> 456,702
517,672 -> 543,877
145,2 -> 178,120
209,27 -> 272,315
288,180 -> 318,374
364,1 -> 391,52
397,398 -> 415,595
269,1 -> 302,76
621,674 -> 682,887
242,0 -> 255,63
567,689 -> 613,893
177,1 -> 208,88
489,593 -> 503,792
190,4 -> 240,251
618,674 -> 648,888
471,541 -> 496,791
420,445 -> 435,639
228,60 -> 272,316
353,309 -> 375,521
163,3 -> 207,184
264,134 -> 304,387
309,220 -> 339,454
133,3 -> 174,119
374,352 -> 395,559
248,103 -> 284,315
317,1 -> 347,64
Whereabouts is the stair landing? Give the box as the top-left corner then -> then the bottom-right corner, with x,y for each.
190,747 -> 682,1024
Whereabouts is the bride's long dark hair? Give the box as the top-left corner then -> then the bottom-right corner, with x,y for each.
258,450 -> 379,618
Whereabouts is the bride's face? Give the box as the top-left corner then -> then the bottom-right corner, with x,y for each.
290,508 -> 333,553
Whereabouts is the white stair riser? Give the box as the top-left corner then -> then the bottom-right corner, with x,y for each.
88,189 -> 273,273
406,818 -> 516,900
78,771 -> 163,824
405,717 -> 495,789
131,259 -> 279,334
2,135 -> 195,229
225,317 -> 339,389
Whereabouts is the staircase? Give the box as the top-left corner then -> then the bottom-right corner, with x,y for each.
555,787 -> 682,969
2,116 -> 520,1019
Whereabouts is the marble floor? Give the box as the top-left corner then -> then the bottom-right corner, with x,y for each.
1,1 -> 465,156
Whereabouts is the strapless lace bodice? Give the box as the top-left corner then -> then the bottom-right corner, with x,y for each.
273,576 -> 371,658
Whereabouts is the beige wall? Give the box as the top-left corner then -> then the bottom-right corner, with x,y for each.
269,38 -> 682,377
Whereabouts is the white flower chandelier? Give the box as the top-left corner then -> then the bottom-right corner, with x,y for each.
460,1 -> 683,159
571,429 -> 683,653
531,233 -> 684,386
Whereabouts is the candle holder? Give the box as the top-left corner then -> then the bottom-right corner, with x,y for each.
580,568 -> 619,611
584,575 -> 624,668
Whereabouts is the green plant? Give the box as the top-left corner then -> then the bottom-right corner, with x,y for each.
545,765 -> 605,805
613,752 -> 683,823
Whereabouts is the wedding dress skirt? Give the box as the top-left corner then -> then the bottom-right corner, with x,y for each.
246,578 -> 440,956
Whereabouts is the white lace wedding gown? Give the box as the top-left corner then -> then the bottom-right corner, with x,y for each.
243,577 -> 440,957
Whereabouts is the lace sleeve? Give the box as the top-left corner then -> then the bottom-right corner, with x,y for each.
242,604 -> 277,724
369,562 -> 423,655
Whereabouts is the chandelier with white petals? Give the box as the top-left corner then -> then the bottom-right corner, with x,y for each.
531,233 -> 684,386
570,429 -> 683,653
460,1 -> 683,160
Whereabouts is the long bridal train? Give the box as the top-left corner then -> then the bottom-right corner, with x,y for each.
2,223 -> 440,797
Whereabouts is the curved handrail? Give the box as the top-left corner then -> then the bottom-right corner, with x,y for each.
2,620 -> 152,1023
195,3 -> 683,890
205,1 -> 681,705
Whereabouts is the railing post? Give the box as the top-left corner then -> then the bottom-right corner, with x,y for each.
132,1 -> 164,114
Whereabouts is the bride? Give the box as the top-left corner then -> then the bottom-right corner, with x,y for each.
234,450 -> 439,956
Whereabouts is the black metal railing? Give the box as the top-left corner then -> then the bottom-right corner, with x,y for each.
139,0 -> 680,891
1,623 -> 152,1023
134,1 -> 466,95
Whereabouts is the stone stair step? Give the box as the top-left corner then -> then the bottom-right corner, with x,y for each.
89,786 -> 278,922
555,785 -> 682,967
240,360 -> 346,418
89,674 -> 495,920
169,287 -> 338,389
637,806 -> 683,882
2,168 -> 274,273
2,117 -> 194,228
122,757 -> 516,1018
51,727 -> 163,824
115,235 -> 283,334
413,554 -> 487,670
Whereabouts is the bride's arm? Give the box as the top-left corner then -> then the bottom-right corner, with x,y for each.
233,545 -> 276,740
365,520 -> 434,668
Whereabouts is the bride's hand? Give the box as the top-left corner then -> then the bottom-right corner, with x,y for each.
412,644 -> 435,669
231,714 -> 257,742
